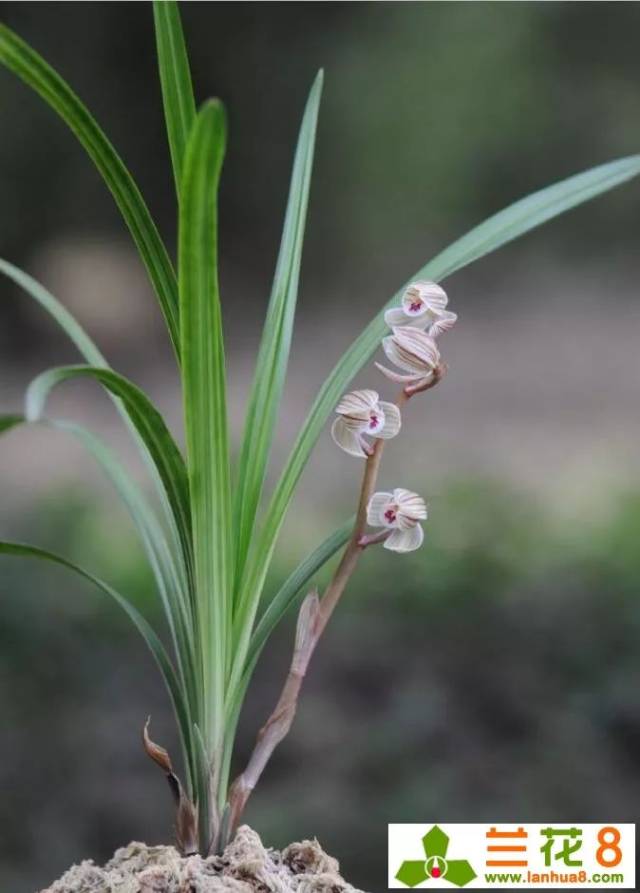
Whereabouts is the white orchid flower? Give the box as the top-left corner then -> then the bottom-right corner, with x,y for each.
365,488 -> 427,552
384,280 -> 457,337
375,326 -> 441,390
331,389 -> 401,458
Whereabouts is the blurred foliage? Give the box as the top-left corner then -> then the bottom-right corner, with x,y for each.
1,478 -> 639,891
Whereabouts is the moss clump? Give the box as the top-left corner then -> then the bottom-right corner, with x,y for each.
41,826 -> 365,893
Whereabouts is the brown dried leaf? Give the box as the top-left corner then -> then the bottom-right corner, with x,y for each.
142,716 -> 173,774
175,788 -> 199,856
142,717 -> 198,855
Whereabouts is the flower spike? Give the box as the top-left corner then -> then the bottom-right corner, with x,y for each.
331,389 -> 401,457
364,488 -> 427,552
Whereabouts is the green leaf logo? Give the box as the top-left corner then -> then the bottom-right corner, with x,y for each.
396,825 -> 477,888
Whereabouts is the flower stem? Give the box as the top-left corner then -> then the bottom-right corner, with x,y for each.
224,375 -> 446,841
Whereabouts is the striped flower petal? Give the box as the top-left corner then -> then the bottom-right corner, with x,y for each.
385,523 -> 424,552
428,309 -> 458,338
335,388 -> 379,421
376,401 -> 401,439
374,362 -> 422,385
366,492 -> 395,527
382,327 -> 440,376
393,487 -> 428,526
331,417 -> 368,457
384,306 -> 411,329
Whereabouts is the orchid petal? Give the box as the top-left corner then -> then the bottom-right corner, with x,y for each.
403,373 -> 437,394
384,523 -> 424,553
382,335 -> 425,373
335,388 -> 379,417
331,417 -> 367,458
339,414 -> 369,432
391,326 -> 441,369
428,309 -> 458,338
394,487 -> 428,522
367,491 -> 394,527
374,362 -> 419,384
397,314 -> 433,331
376,401 -> 401,439
384,307 -> 410,329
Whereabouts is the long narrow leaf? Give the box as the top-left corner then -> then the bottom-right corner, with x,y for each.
25,363 -> 192,577
232,72 -> 322,588
0,259 -> 191,595
0,540 -> 195,792
179,100 -> 230,763
6,413 -> 193,692
234,152 -> 640,680
153,0 -> 196,197
0,258 -> 107,366
0,24 -> 180,355
1,408 -> 198,789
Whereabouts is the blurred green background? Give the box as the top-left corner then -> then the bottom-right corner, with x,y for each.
1,2 -> 640,891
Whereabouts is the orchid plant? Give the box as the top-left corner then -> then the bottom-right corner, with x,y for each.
1,0 -> 639,858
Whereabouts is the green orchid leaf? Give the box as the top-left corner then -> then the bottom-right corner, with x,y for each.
1,409 -> 199,793
0,409 -> 196,741
47,419 -> 193,688
0,258 -> 105,364
220,516 -> 353,774
0,540 -> 195,792
24,363 -> 192,579
247,516 -> 353,673
179,99 -> 230,762
232,71 -> 322,589
153,0 -> 196,197
0,259 -> 190,595
0,24 -> 180,356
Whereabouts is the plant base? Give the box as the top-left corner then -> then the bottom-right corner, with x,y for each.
41,824 -> 367,892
